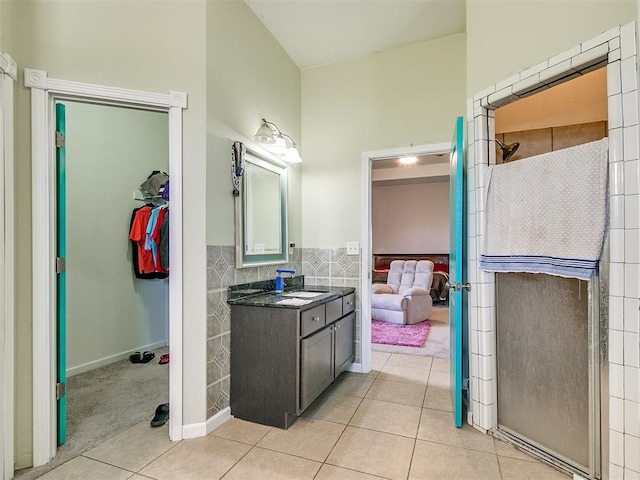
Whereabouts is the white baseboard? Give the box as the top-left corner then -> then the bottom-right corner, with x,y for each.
182,420 -> 207,439
181,407 -> 231,439
346,362 -> 363,373
206,407 -> 231,435
66,340 -> 168,377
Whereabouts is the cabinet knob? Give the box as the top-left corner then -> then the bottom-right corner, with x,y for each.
336,324 -> 341,329
313,316 -> 321,322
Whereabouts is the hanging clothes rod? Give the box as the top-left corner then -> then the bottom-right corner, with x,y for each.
134,195 -> 165,202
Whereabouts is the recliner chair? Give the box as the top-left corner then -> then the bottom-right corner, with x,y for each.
371,260 -> 434,325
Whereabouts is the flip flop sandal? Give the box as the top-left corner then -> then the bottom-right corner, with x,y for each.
129,351 -> 142,363
151,403 -> 169,427
139,351 -> 155,364
159,354 -> 169,365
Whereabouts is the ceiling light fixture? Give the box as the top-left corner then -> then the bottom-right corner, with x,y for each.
399,156 -> 418,165
252,118 -> 303,163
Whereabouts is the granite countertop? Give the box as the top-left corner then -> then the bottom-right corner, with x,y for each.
227,284 -> 355,310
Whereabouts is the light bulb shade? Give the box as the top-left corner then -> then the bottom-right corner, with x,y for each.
399,156 -> 417,165
266,136 -> 288,155
283,146 -> 303,163
252,123 -> 276,145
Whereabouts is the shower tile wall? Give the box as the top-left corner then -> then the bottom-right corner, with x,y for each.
467,22 -> 640,478
205,246 -> 361,419
495,121 -> 608,163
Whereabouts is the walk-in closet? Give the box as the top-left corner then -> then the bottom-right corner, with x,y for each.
16,101 -> 172,477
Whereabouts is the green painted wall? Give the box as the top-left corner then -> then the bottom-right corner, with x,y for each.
64,102 -> 168,375
0,0 -> 14,54
301,34 -> 466,247
206,0 -> 301,250
13,0 -> 207,467
466,0 -> 636,96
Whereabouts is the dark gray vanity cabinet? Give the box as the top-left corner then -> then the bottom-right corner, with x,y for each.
300,323 -> 334,411
229,288 -> 355,429
334,310 -> 355,375
301,309 -> 355,410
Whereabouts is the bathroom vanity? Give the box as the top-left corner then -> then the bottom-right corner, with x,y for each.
227,281 -> 356,429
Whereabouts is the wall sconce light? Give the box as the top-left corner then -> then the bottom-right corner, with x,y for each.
252,118 -> 303,163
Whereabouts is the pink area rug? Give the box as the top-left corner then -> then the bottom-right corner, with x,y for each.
371,320 -> 430,347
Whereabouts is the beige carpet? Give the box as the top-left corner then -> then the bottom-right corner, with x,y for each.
14,347 -> 169,480
372,306 -> 449,358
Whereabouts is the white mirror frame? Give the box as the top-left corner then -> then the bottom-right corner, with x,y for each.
25,69 -> 187,466
235,149 -> 288,268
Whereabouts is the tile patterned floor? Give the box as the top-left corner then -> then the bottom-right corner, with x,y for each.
36,352 -> 570,480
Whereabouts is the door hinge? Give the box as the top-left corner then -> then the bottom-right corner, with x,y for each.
56,382 -> 65,400
55,131 -> 65,149
56,257 -> 65,274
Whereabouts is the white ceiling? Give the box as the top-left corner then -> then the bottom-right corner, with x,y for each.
245,0 -> 466,69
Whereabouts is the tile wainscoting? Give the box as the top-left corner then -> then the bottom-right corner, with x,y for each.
205,246 -> 361,418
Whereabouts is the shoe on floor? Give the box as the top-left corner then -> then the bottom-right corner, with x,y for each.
139,351 -> 155,363
151,403 -> 169,427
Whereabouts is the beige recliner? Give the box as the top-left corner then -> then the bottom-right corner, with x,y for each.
371,260 -> 434,325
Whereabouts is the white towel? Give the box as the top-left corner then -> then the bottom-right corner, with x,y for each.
480,138 -> 608,281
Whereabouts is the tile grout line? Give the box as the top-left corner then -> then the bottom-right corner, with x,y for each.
494,437 -> 506,480
312,367 -> 381,479
405,359 -> 433,479
132,437 -> 182,476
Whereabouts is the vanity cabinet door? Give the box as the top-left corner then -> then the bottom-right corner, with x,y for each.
334,312 -> 355,377
300,325 -> 334,411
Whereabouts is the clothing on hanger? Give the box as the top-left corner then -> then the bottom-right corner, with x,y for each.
129,205 -> 168,279
141,171 -> 169,196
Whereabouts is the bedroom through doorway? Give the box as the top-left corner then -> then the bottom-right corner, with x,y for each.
367,145 -> 452,360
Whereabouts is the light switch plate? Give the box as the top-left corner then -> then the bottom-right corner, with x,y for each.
346,242 -> 359,255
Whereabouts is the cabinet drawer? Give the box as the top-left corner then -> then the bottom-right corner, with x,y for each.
326,298 -> 342,324
301,304 -> 325,337
342,293 -> 356,314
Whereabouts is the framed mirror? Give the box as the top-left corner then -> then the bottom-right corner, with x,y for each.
235,149 -> 288,267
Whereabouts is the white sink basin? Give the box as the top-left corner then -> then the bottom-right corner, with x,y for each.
282,291 -> 325,298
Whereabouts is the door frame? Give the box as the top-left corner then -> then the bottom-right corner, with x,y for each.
0,53 -> 16,480
25,69 -> 187,466
360,142 -> 451,374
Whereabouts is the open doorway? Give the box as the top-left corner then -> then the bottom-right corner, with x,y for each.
361,142 -> 452,373
25,70 -> 186,472
490,67 -> 608,478
48,101 -> 171,467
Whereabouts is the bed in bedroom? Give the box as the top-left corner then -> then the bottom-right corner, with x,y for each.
372,253 -> 450,303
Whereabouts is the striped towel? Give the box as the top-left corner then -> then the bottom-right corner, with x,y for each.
480,138 -> 608,281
